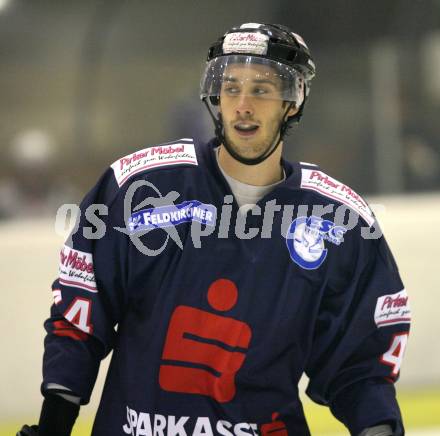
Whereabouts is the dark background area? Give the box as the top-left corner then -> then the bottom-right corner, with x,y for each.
0,0 -> 439,218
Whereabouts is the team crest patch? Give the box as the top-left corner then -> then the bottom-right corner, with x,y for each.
286,216 -> 347,270
111,140 -> 198,187
128,200 -> 217,233
301,169 -> 375,227
375,289 -> 411,328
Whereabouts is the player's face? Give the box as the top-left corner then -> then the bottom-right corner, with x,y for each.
219,63 -> 297,160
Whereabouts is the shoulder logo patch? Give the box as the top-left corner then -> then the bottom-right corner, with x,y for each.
300,169 -> 375,227
111,140 -> 198,187
374,289 -> 411,328
59,245 -> 97,293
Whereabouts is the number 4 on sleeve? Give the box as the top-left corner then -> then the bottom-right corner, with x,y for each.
64,297 -> 93,334
380,332 -> 409,378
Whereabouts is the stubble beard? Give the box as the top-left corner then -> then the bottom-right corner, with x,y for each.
224,121 -> 281,160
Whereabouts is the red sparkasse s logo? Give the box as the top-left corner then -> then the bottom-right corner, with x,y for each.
261,413 -> 288,436
159,279 -> 252,403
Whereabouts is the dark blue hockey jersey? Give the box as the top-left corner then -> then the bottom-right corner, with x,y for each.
42,138 -> 411,436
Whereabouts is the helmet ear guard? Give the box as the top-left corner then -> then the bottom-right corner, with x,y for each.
209,96 -> 220,106
286,80 -> 308,125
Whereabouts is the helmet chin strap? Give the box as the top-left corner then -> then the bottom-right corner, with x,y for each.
203,99 -> 295,166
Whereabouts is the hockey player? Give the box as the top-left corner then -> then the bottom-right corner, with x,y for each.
18,24 -> 411,436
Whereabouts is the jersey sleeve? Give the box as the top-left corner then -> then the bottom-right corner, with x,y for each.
42,168 -> 128,404
305,229 -> 411,435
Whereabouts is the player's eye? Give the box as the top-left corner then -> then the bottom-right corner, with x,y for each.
253,87 -> 268,96
223,86 -> 240,96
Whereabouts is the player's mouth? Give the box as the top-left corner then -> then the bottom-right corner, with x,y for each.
234,122 -> 260,137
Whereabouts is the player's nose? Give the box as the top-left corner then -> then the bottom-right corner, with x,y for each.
235,94 -> 254,116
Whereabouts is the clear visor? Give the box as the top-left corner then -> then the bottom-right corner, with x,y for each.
200,55 -> 304,106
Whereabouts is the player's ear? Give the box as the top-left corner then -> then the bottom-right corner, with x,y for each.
284,104 -> 299,120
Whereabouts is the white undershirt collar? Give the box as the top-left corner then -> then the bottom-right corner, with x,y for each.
215,147 -> 285,210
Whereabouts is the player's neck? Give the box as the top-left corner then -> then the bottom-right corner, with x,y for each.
217,143 -> 284,186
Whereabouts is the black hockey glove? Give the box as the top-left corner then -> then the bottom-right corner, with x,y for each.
16,424 -> 39,435
17,393 -> 80,436
39,393 -> 80,436
19,393 -> 80,436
